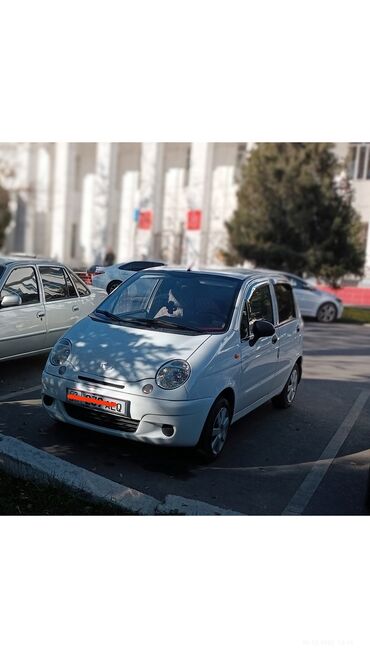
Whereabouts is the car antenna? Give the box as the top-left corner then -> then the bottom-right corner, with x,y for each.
186,261 -> 194,271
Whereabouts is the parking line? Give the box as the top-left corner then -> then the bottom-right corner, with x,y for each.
0,385 -> 42,402
282,390 -> 370,515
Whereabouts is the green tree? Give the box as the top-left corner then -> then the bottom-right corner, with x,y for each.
225,143 -> 364,286
0,184 -> 11,250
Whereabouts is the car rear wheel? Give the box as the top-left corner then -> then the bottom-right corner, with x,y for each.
272,364 -> 300,409
316,302 -> 337,323
196,397 -> 231,463
107,280 -> 121,294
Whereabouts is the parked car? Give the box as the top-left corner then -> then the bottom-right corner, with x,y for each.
281,273 -> 343,323
0,256 -> 107,362
42,267 -> 303,461
222,267 -> 343,323
91,260 -> 166,294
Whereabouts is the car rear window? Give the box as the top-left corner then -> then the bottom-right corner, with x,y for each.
39,266 -> 69,301
274,283 -> 296,323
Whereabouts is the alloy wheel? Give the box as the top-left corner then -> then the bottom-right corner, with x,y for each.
287,368 -> 298,404
317,303 -> 337,323
210,407 -> 230,456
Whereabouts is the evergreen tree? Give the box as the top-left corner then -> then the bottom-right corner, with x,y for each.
225,143 -> 364,286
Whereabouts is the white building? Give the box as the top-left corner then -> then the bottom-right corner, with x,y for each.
0,142 -> 369,276
0,142 -> 248,268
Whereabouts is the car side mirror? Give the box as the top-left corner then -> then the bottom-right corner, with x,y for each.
250,319 -> 275,346
0,293 -> 22,308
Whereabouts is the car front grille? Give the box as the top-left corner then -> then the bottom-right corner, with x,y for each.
64,403 -> 140,433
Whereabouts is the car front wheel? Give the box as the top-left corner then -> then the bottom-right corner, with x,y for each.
197,397 -> 231,463
316,302 -> 337,323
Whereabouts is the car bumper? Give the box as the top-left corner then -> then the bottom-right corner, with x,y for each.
41,372 -> 213,447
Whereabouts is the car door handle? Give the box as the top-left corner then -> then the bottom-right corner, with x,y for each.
37,311 -> 45,318
72,306 -> 79,312
272,335 -> 278,344
296,325 -> 301,332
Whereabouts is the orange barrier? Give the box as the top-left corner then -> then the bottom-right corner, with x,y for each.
317,286 -> 370,306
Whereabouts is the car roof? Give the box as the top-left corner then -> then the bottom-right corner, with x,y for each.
0,254 -> 64,268
144,265 -> 291,285
220,265 -> 304,281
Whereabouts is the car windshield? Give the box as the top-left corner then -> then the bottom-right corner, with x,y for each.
0,266 -> 4,280
91,271 -> 242,334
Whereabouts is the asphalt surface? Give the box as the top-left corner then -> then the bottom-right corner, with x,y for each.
1,321 -> 370,515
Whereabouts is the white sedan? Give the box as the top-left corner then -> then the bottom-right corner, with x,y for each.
91,260 -> 166,294
228,268 -> 344,323
281,273 -> 343,323
0,256 -> 106,362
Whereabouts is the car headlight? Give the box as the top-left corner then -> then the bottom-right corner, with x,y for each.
49,338 -> 72,366
156,359 -> 191,390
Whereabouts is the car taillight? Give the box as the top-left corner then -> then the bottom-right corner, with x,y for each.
92,269 -> 105,277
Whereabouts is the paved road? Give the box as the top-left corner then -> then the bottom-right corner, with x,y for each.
1,321 -> 369,514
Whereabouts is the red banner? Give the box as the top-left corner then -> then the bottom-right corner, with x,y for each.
138,210 -> 152,230
187,209 -> 202,231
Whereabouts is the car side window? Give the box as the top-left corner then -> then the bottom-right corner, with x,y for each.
39,266 -> 68,302
247,285 -> 274,333
69,272 -> 91,297
274,283 -> 296,324
64,270 -> 78,298
0,266 -> 40,306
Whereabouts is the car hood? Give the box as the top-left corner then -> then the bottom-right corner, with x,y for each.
61,316 -> 211,382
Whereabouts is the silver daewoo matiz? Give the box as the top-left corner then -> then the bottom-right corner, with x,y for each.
42,268 -> 304,461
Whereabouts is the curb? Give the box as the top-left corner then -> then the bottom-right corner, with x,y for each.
0,433 -> 241,516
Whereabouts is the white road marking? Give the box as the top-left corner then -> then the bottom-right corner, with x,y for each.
0,385 -> 41,402
282,389 -> 370,515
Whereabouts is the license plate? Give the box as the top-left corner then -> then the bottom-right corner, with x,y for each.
67,389 -> 128,415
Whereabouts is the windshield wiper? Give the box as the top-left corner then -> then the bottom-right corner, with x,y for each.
93,312 -> 202,332
93,309 -> 123,323
150,318 -> 200,332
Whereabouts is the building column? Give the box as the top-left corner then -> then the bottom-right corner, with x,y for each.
91,143 -> 115,265
135,143 -> 162,259
183,143 -> 214,266
13,143 -> 38,254
34,144 -> 52,256
50,143 -> 74,261
116,144 -> 141,262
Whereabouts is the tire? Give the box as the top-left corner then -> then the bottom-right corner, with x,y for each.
196,397 -> 232,463
107,280 -> 121,294
272,364 -> 300,409
316,302 -> 337,323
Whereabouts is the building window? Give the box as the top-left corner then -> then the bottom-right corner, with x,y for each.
348,143 -> 370,180
234,143 -> 247,183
